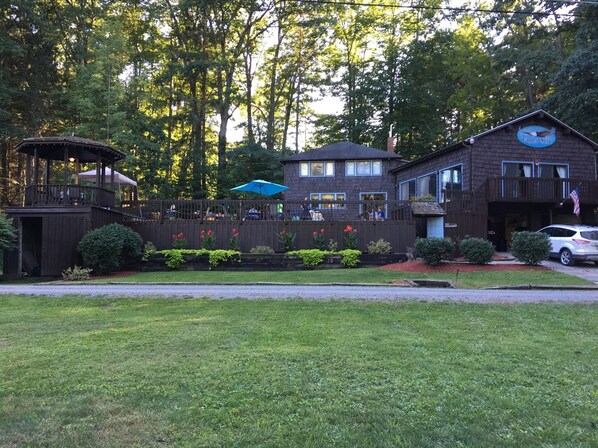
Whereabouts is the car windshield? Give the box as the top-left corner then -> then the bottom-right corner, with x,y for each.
579,230 -> 598,240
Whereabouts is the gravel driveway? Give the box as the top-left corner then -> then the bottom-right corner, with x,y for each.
0,283 -> 597,303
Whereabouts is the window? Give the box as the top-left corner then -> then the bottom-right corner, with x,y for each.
502,161 -> 533,199
360,193 -> 387,220
310,193 -> 345,209
539,164 -> 568,178
300,161 -> 334,177
417,173 -> 437,198
345,160 -> 382,176
503,162 -> 532,177
439,165 -> 462,201
399,179 -> 416,201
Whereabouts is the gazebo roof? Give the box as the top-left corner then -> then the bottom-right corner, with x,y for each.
16,136 -> 126,163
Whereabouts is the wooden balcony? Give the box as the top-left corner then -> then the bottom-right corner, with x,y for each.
486,177 -> 598,204
24,184 -> 116,208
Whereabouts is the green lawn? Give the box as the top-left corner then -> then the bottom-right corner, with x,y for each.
1,296 -> 597,447
90,267 -> 593,289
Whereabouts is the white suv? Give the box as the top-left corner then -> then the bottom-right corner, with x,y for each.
537,224 -> 598,266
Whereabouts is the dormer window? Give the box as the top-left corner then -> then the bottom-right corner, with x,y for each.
300,161 -> 335,177
345,160 -> 382,176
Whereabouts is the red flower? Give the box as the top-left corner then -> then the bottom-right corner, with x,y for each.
313,231 -> 318,237
321,228 -> 325,233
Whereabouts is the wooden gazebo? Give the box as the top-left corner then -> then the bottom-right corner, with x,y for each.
17,136 -> 129,207
4,137 -> 130,277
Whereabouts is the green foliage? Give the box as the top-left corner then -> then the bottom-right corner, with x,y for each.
277,230 -> 296,252
327,239 -> 339,252
208,250 -> 240,269
414,194 -> 435,202
459,238 -> 495,264
229,228 -> 240,251
162,250 -> 186,269
159,249 -> 210,269
312,228 -> 326,250
61,265 -> 93,281
338,249 -> 361,268
343,225 -> 358,250
250,246 -> 275,254
415,237 -> 454,266
172,232 -> 187,249
366,238 -> 392,254
0,213 -> 17,252
200,229 -> 216,250
141,242 -> 157,262
511,231 -> 551,265
77,224 -> 143,274
288,250 -> 331,267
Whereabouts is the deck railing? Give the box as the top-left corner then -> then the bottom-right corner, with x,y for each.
118,199 -> 414,222
486,177 -> 598,203
24,184 -> 116,208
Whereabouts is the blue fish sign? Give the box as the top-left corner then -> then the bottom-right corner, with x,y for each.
517,126 -> 556,148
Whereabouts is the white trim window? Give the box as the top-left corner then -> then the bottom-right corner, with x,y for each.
310,193 -> 346,209
440,165 -> 463,201
417,172 -> 437,199
539,163 -> 568,179
360,192 -> 387,220
345,160 -> 382,176
300,161 -> 335,177
399,179 -> 416,201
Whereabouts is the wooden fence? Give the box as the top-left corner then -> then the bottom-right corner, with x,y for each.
126,219 -> 416,253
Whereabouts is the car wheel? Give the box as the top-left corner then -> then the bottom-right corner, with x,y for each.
560,249 -> 575,266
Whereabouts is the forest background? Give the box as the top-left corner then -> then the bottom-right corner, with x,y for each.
0,0 -> 596,203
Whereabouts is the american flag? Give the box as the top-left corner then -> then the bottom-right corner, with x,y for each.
570,187 -> 580,216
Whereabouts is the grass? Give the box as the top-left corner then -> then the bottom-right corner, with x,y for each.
1,296 -> 597,447
88,267 -> 593,289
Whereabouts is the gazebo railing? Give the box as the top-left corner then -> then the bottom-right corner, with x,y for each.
24,184 -> 116,207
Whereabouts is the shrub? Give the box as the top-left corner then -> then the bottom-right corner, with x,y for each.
327,239 -> 338,252
77,223 -> 143,274
277,230 -> 296,252
343,225 -> 358,250
172,232 -> 187,249
0,212 -> 17,252
459,238 -> 494,264
511,231 -> 551,265
229,228 -> 240,251
250,245 -> 275,254
312,228 -> 326,250
208,250 -> 240,269
141,241 -> 157,261
338,249 -> 361,268
61,265 -> 93,281
367,238 -> 392,254
414,237 -> 454,266
288,249 -> 330,266
200,229 -> 216,250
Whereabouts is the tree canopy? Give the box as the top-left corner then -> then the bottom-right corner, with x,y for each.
0,0 -> 594,203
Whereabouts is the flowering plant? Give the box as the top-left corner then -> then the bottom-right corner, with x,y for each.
200,229 -> 216,250
343,225 -> 358,250
229,228 -> 240,251
172,232 -> 187,249
277,230 -> 296,252
312,228 -> 326,250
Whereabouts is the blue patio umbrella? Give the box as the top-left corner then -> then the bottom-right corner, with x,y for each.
231,179 -> 288,196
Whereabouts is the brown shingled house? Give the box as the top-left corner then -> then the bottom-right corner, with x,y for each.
391,110 -> 598,248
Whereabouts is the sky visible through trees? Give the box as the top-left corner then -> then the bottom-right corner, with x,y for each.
0,0 -> 596,202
